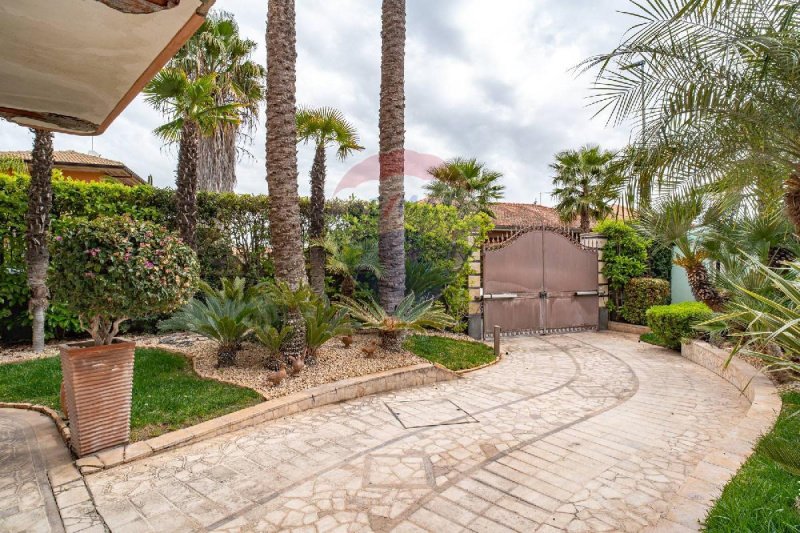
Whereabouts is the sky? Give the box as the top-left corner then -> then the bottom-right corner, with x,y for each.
0,0 -> 637,206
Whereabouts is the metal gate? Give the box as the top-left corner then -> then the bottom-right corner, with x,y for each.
483,228 -> 599,336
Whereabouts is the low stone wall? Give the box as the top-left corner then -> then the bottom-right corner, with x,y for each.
0,402 -> 70,444
650,340 -> 781,532
608,321 -> 651,335
76,362 -> 457,475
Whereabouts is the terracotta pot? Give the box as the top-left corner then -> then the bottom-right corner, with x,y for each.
60,338 -> 135,457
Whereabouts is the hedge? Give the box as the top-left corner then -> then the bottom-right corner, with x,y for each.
620,277 -> 671,325
0,172 -> 492,341
646,302 -> 713,350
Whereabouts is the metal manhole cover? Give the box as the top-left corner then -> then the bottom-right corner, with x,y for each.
385,399 -> 478,429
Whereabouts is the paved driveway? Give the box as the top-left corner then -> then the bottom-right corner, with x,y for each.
86,332 -> 749,532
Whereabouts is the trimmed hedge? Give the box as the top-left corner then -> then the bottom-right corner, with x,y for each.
646,302 -> 713,350
620,277 -> 671,325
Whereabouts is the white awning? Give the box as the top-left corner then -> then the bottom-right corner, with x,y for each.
0,0 -> 215,135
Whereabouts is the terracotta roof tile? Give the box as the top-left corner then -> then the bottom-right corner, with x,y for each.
491,203 -> 564,228
0,149 -> 126,167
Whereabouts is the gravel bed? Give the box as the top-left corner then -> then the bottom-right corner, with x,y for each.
139,332 -> 428,401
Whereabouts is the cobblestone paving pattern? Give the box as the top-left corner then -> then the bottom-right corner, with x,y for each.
86,332 -> 749,532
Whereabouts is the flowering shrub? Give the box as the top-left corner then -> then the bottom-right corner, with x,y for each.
50,216 -> 199,345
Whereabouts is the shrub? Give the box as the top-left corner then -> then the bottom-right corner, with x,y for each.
646,302 -> 712,350
594,220 -> 649,315
50,216 -> 199,345
620,277 -> 671,325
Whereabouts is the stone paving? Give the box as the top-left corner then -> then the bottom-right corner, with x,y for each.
82,332 -> 751,532
0,408 -> 72,533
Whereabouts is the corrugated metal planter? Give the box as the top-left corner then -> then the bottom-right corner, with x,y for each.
60,339 -> 135,457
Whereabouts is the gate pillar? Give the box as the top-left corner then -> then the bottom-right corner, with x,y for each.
467,246 -> 483,340
580,232 -> 609,330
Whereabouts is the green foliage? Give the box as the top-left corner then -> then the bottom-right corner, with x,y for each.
405,258 -> 453,299
701,260 -> 800,377
339,292 -> 454,349
639,332 -> 671,348
645,302 -> 712,350
620,277 -> 670,326
303,300 -> 352,357
403,335 -> 496,371
159,278 -> 257,350
0,349 -> 262,441
551,145 -> 621,229
252,323 -> 293,357
704,392 -> 800,532
50,216 -> 199,344
647,243 -> 672,281
594,220 -> 649,315
425,157 -> 505,216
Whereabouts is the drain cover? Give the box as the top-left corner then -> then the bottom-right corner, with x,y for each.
385,399 -> 478,429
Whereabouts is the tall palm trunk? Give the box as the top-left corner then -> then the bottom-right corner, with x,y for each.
785,172 -> 800,233
197,125 -> 237,192
378,0 -> 406,312
308,142 -> 327,295
579,211 -> 590,233
176,120 -> 200,249
267,0 -> 306,360
683,262 -> 725,311
26,129 -> 54,353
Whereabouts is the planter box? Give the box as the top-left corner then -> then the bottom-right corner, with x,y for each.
60,339 -> 135,457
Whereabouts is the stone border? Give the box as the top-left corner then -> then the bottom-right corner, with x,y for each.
608,321 -> 651,335
76,362 -> 457,475
649,340 -> 781,532
0,402 -> 71,444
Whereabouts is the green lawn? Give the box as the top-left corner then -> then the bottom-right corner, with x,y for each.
0,348 -> 262,441
404,334 -> 496,371
639,332 -> 674,349
704,391 -> 800,532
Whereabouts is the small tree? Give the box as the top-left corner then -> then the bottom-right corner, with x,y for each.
50,216 -> 199,345
594,219 -> 649,314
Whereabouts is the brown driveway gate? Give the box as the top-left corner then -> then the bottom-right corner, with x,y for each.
483,228 -> 599,336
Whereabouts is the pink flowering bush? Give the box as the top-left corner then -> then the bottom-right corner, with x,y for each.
50,216 -> 199,345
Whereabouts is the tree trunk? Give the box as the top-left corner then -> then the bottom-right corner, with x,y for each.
216,343 -> 237,368
197,124 -> 237,193
378,0 -> 406,313
785,173 -> 800,233
685,263 -> 725,311
176,120 -> 200,249
266,0 -> 305,288
580,212 -> 590,233
308,141 -> 327,295
267,0 -> 307,360
26,129 -> 53,353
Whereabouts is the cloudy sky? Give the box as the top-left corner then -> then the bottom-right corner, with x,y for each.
0,0 -> 637,206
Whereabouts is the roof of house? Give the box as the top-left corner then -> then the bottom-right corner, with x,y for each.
0,0 -> 214,135
0,149 -> 145,186
491,203 -> 565,228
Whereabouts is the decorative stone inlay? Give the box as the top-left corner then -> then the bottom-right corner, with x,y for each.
385,399 -> 478,429
364,453 -> 435,489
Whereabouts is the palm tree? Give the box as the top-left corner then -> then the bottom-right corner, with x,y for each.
171,11 -> 265,192
550,145 -> 620,232
26,129 -> 53,353
425,157 -> 505,216
266,0 -> 307,359
637,192 -> 725,310
144,69 -> 240,248
584,0 -> 800,230
296,107 -> 364,295
378,0 -> 406,312
313,236 -> 381,297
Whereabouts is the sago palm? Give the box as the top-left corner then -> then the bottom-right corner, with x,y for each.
144,69 -> 240,248
171,11 -> 265,192
550,145 -> 621,232
425,157 -> 505,216
584,0 -> 800,230
339,292 -> 453,351
296,107 -> 364,295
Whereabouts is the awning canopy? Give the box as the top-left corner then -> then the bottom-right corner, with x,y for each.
0,0 -> 214,135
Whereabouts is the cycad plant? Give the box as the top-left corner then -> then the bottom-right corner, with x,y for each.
339,292 -> 454,351
297,107 -> 363,295
304,300 -> 352,362
263,280 -> 315,362
159,277 -> 258,367
144,69 -> 240,248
